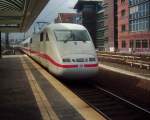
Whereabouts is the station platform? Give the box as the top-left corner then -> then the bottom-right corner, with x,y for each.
0,55 -> 106,120
99,62 -> 150,81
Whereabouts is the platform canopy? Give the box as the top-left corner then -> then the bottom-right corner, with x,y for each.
0,0 -> 49,32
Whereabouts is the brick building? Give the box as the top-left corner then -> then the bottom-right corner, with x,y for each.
96,0 -> 118,51
75,0 -> 150,53
55,13 -> 81,24
104,0 -> 118,52
118,0 -> 150,53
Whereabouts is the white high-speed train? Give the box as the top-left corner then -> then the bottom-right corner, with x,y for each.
21,23 -> 98,79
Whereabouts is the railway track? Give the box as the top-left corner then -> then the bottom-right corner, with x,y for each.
63,81 -> 150,120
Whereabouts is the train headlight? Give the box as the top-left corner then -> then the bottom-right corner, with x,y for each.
62,58 -> 71,62
89,58 -> 96,62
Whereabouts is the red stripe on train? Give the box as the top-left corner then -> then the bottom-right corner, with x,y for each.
84,64 -> 98,67
22,48 -> 98,68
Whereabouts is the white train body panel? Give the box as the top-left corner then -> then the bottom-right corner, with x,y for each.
21,23 -> 98,79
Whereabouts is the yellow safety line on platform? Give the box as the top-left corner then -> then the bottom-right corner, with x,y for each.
26,55 -> 106,120
20,57 -> 59,120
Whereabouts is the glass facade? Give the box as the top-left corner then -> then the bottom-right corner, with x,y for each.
129,18 -> 149,32
96,11 -> 107,50
129,0 -> 150,32
129,40 -> 149,49
129,0 -> 149,6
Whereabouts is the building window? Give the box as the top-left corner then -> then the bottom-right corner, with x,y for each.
122,40 -> 126,48
121,9 -> 126,17
136,40 -> 141,48
129,18 -> 149,32
121,0 -> 125,4
129,2 -> 150,19
129,1 -> 150,32
130,40 -> 134,48
122,24 -> 126,32
142,40 -> 148,48
129,0 -> 145,6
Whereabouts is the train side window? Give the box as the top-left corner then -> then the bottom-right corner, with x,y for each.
46,33 -> 49,41
40,32 -> 43,41
30,38 -> 32,43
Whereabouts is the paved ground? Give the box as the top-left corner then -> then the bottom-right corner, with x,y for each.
0,54 -> 106,120
0,55 -> 42,120
100,61 -> 150,79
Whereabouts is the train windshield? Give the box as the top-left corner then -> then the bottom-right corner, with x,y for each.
54,30 -> 90,42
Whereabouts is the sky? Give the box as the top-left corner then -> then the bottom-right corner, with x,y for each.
36,0 -> 78,22
9,0 -> 78,41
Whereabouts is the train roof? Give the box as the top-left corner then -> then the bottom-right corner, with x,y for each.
21,23 -> 87,44
45,23 -> 87,31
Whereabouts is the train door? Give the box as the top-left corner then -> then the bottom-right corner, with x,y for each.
44,32 -> 50,67
39,32 -> 45,66
40,31 -> 48,67
29,38 -> 32,56
45,30 -> 54,71
31,35 -> 40,62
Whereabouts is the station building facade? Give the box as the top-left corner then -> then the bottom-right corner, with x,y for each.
75,0 -> 118,52
75,0 -> 150,53
96,0 -> 118,51
118,0 -> 150,53
54,13 -> 82,24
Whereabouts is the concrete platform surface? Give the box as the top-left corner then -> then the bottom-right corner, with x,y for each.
0,55 -> 42,120
0,55 -> 106,120
99,63 -> 150,81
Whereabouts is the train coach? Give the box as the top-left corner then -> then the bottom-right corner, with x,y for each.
21,23 -> 98,79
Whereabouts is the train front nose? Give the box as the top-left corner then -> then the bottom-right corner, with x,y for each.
60,55 -> 99,79
62,65 -> 99,80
